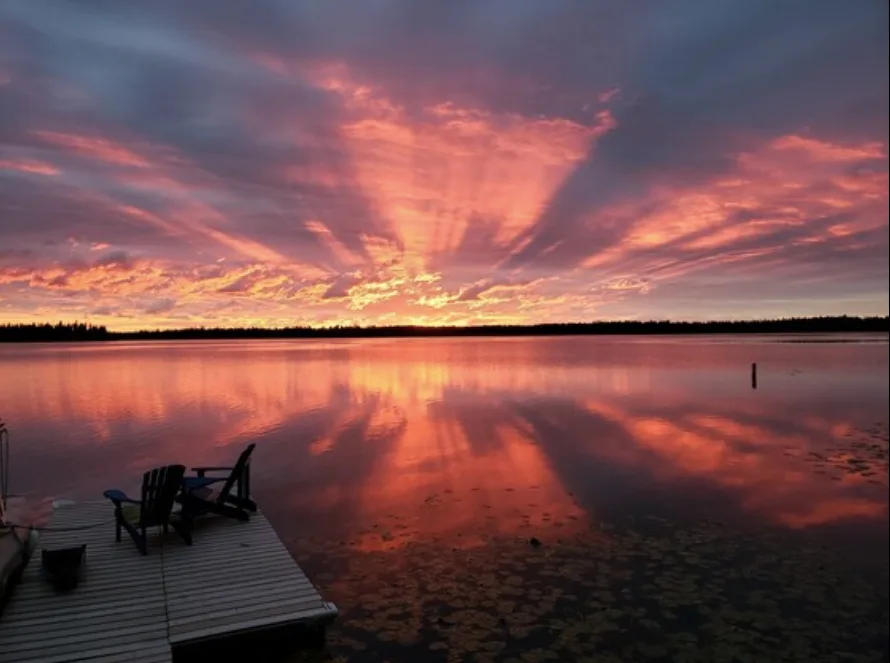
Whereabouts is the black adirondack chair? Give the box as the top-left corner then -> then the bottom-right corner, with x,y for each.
103,464 -> 192,555
179,443 -> 257,522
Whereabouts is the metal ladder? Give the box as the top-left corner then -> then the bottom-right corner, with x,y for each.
0,419 -> 9,525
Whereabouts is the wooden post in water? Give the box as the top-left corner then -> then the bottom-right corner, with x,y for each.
751,362 -> 757,390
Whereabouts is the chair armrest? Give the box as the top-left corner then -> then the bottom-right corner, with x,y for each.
103,489 -> 140,505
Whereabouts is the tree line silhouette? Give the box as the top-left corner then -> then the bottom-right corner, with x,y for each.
1,316 -> 887,342
0,322 -> 109,342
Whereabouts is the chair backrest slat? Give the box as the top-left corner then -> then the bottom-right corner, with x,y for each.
218,444 -> 256,500
140,464 -> 185,526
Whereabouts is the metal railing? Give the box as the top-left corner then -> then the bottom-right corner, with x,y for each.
1,418 -> 9,524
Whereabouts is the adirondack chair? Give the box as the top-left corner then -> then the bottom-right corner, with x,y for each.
103,464 -> 192,555
179,443 -> 257,522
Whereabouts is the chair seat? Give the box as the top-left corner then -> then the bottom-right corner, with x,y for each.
182,476 -> 217,491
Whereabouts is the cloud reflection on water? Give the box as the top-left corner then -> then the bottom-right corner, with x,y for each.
1,337 -> 886,543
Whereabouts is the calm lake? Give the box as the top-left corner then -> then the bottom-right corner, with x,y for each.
2,335 -> 888,662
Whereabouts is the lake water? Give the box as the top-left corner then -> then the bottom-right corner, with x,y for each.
2,335 -> 888,661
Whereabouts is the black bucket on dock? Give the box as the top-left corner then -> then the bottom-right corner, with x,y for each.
42,545 -> 86,591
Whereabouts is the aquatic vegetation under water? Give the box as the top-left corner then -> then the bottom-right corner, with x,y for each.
286,516 -> 887,663
783,425 -> 889,487
280,426 -> 889,663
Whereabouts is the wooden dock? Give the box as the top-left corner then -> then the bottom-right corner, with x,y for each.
0,501 -> 337,662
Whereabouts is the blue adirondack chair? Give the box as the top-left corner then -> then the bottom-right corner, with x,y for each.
179,444 -> 257,522
103,464 -> 192,555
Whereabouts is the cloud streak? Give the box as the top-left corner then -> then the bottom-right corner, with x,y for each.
1,0 -> 887,327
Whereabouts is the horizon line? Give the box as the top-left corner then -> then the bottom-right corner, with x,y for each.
1,315 -> 887,342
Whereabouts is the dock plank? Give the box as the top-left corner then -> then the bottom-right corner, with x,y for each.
0,500 -> 337,661
162,511 -> 337,645
0,503 -> 169,663
170,604 -> 337,645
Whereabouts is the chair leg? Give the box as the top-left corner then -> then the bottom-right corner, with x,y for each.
208,501 -> 250,521
226,495 -> 257,513
114,511 -> 122,543
119,518 -> 146,555
224,503 -> 250,522
238,473 -> 256,512
171,519 -> 193,546
179,497 -> 196,524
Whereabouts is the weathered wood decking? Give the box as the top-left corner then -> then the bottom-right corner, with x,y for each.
0,501 -> 337,662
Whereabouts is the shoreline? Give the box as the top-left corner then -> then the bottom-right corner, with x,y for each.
2,316 -> 889,343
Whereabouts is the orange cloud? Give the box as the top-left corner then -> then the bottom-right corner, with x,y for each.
3,63 -> 885,328
29,129 -> 297,267
768,134 -> 886,162
0,158 -> 59,176
2,0 -> 888,330
582,134 -> 888,283
286,61 -> 616,272
305,219 -> 364,267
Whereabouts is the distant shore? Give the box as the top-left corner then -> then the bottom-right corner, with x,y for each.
1,316 -> 887,343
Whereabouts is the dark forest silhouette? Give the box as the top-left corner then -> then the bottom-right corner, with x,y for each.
1,316 -> 887,343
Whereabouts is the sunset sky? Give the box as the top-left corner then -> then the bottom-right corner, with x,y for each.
1,1 -> 888,329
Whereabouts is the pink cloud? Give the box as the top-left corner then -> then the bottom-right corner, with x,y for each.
32,130 -> 152,168
597,87 -> 620,104
0,159 -> 59,176
581,134 -> 888,284
1,4 -> 886,329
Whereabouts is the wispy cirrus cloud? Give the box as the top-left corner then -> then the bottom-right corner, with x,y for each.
0,0 -> 886,327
